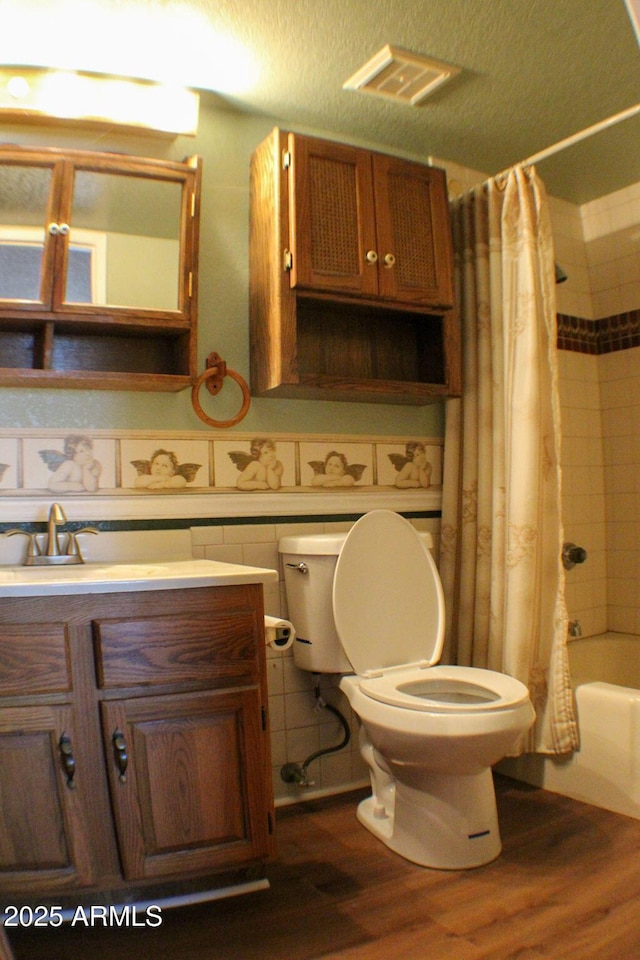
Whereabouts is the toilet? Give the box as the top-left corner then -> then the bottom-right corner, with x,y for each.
279,509 -> 535,870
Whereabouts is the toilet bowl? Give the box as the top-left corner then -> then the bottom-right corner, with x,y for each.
279,510 -> 535,869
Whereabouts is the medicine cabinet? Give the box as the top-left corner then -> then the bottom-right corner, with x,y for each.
0,146 -> 201,391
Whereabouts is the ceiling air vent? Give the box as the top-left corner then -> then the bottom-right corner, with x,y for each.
343,45 -> 460,106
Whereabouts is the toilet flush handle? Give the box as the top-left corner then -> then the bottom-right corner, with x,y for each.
286,562 -> 308,575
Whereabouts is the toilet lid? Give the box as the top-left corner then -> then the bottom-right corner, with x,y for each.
333,510 -> 444,676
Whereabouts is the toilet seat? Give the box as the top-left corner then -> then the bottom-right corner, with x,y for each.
358,664 -> 532,713
333,511 -> 528,714
333,510 -> 445,676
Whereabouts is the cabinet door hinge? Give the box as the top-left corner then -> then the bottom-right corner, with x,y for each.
188,272 -> 193,297
261,705 -> 267,731
268,812 -> 274,835
283,249 -> 293,272
282,150 -> 292,170
190,191 -> 196,217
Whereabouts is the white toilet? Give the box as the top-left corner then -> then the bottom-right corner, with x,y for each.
279,509 -> 535,870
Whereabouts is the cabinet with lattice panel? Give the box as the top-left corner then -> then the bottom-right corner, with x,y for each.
249,128 -> 460,404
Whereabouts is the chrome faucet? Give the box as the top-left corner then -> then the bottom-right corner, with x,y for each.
5,502 -> 98,566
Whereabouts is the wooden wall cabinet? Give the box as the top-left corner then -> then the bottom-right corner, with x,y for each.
0,146 -> 201,391
250,128 -> 460,404
0,584 -> 274,905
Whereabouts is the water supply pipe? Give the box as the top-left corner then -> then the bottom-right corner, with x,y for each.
281,676 -> 351,787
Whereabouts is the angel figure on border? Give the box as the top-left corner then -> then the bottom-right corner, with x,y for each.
228,439 -> 284,491
388,442 -> 432,489
131,449 -> 201,490
309,451 -> 366,487
40,434 -> 102,493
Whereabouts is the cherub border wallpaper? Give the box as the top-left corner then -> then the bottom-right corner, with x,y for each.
0,430 -> 443,497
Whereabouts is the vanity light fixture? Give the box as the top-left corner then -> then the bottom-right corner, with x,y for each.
343,45 -> 461,106
0,67 -> 199,136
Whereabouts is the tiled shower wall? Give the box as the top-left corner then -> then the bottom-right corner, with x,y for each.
600,346 -> 640,635
551,182 -> 640,638
557,349 -> 607,636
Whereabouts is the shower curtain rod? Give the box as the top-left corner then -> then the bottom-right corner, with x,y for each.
495,102 -> 640,178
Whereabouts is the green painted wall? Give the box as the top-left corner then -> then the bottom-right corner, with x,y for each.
0,94 -> 444,437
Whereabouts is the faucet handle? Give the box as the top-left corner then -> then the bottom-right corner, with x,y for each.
5,529 -> 41,558
66,527 -> 99,561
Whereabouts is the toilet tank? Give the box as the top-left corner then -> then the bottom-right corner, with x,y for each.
279,533 -> 352,673
280,528 -> 434,674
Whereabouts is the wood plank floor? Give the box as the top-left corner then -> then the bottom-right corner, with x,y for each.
8,775 -> 640,960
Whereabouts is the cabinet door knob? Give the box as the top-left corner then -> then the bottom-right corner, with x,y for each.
112,729 -> 128,783
58,223 -> 70,236
365,250 -> 378,264
383,252 -> 396,268
59,733 -> 76,789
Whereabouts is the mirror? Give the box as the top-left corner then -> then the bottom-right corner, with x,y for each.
0,163 -> 51,302
66,170 -> 183,311
0,156 -> 189,314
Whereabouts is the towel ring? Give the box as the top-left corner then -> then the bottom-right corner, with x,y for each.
191,352 -> 251,429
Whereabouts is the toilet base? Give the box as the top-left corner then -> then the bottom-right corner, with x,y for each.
357,768 -> 502,870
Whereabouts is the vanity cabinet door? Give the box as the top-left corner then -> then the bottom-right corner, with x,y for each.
101,688 -> 272,881
0,704 -> 94,894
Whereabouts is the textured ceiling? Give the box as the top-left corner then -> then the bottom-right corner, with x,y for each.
196,0 -> 640,204
1,0 -> 639,203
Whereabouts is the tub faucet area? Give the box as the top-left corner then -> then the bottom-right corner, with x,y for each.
5,502 -> 98,565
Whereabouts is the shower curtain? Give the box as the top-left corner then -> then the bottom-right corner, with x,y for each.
439,165 -> 578,755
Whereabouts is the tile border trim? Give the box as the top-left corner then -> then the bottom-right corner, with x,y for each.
557,309 -> 640,354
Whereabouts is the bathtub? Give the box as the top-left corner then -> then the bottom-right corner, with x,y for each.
498,633 -> 640,820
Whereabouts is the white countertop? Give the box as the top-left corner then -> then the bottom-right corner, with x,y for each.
0,558 -> 278,598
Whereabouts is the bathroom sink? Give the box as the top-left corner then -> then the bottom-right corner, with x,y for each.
0,558 -> 277,597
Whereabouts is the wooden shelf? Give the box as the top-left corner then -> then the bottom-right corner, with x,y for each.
0,368 -> 192,391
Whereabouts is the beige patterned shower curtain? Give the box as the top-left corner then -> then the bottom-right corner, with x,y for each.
439,165 -> 579,755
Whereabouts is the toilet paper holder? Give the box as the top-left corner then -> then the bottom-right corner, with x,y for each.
264,615 -> 295,650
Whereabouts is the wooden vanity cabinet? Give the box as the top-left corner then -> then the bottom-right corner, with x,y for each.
0,583 -> 274,905
250,127 -> 460,404
0,146 -> 201,392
